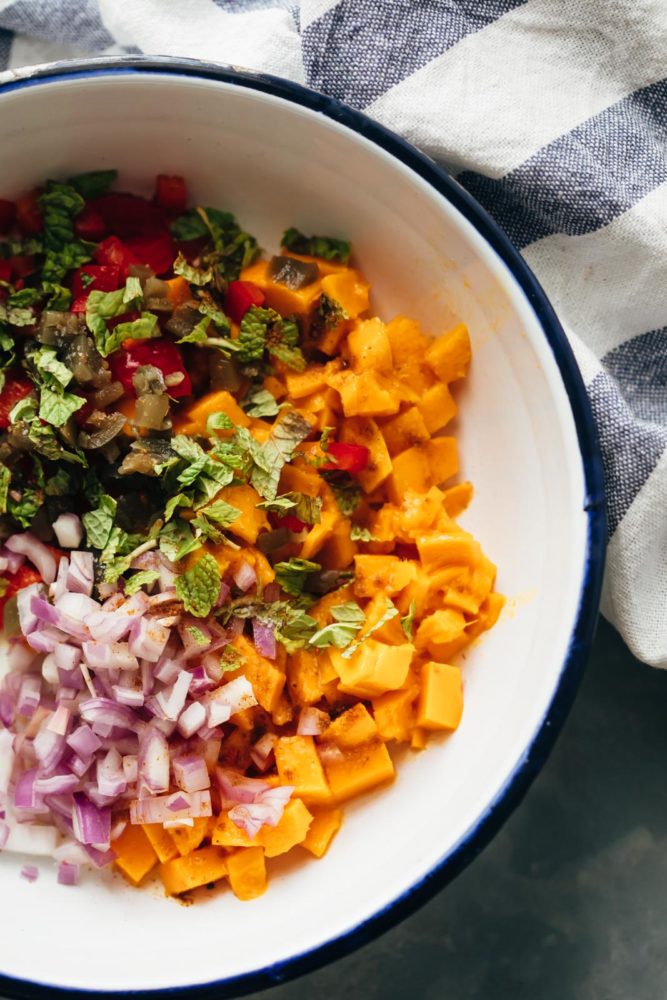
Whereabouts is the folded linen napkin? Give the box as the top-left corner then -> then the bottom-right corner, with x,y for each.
0,0 -> 664,666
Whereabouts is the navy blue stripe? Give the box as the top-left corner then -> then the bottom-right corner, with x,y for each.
459,78 -> 667,249
0,29 -> 12,71
302,0 -> 526,109
0,0 -> 115,49
603,327 -> 667,426
588,371 -> 665,537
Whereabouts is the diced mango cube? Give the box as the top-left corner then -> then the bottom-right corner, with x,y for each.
168,816 -> 211,857
211,812 -> 258,848
425,324 -> 471,383
333,370 -> 400,418
173,390 -> 250,436
347,317 -> 393,374
372,685 -> 418,743
381,407 -> 430,456
159,846 -> 228,896
417,532 -> 482,571
330,639 -> 414,697
322,740 -> 395,803
300,505 -> 341,559
417,662 -> 463,731
226,847 -> 267,900
442,481 -> 474,517
426,437 -> 458,485
113,824 -> 158,885
321,269 -> 369,319
417,382 -> 458,433
216,484 -> 269,545
142,824 -> 179,863
415,609 -> 467,660
275,736 -> 333,805
234,635 -> 285,714
385,316 -> 431,364
287,648 -> 325,706
301,808 -> 342,858
257,798 -> 313,857
353,554 -> 417,598
323,703 -> 379,748
387,445 -> 431,504
341,416 -> 393,493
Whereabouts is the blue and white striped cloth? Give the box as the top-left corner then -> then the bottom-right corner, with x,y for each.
0,0 -> 664,667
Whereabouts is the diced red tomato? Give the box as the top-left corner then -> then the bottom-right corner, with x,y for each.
125,232 -> 176,277
225,281 -> 265,325
10,255 -> 36,279
0,260 -> 11,284
109,340 -> 192,398
0,564 -> 43,627
0,373 -> 33,429
92,193 -> 165,238
155,175 -> 187,214
95,236 -> 141,277
321,442 -> 370,474
74,204 -> 106,242
269,512 -> 307,533
70,296 -> 89,314
0,199 -> 16,234
15,191 -> 42,236
71,264 -> 121,300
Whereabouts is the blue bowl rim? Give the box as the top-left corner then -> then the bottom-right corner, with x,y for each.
0,54 -> 606,1000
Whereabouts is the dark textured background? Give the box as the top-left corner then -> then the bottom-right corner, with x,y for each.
249,618 -> 667,1000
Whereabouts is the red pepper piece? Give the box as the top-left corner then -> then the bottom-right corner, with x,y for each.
321,442 -> 370,474
0,260 -> 11,284
0,563 -> 43,627
155,175 -> 187,214
0,199 -> 16,234
269,512 -> 307,533
71,264 -> 121,300
125,232 -> 176,277
109,339 -> 192,398
10,255 -> 36,280
0,373 -> 33,429
74,203 -> 106,241
92,193 -> 165,238
225,281 -> 265,324
95,236 -> 141,277
70,296 -> 89,314
15,191 -> 42,236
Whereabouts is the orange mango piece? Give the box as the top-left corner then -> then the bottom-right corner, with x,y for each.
322,739 -> 395,803
168,817 -> 211,857
164,276 -> 192,310
330,639 -> 414,697
275,735 -> 333,805
442,481 -> 474,517
387,445 -> 432,504
418,382 -> 458,434
341,416 -> 392,493
257,798 -> 313,857
347,317 -> 393,374
142,824 -> 179,863
159,846 -> 228,896
217,484 -> 269,545
174,390 -> 250,436
353,554 -> 417,598
385,315 -> 431,365
233,634 -> 285,714
426,437 -> 458,485
211,812 -> 259,848
425,324 -> 471,383
372,685 -> 418,743
113,824 -> 158,885
226,847 -> 267,901
381,407 -> 430,456
416,662 -> 463,731
323,703 -> 378,749
301,808 -> 342,858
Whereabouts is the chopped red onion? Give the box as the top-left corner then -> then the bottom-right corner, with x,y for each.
216,767 -> 269,807
0,546 -> 25,574
53,644 -> 81,673
72,793 -> 111,847
52,513 -> 83,549
82,641 -> 139,673
137,726 -> 169,794
33,725 -> 66,772
112,685 -> 144,708
84,610 -> 132,644
17,675 -> 40,718
66,724 -> 102,761
177,701 -> 206,739
156,670 -> 192,721
41,652 -> 59,685
167,792 -> 190,812
228,803 -> 277,839
154,658 -> 181,685
233,561 -> 257,592
57,861 -> 79,886
297,707 -> 330,736
83,844 -> 116,868
79,698 -> 137,731
7,641 -> 38,673
128,616 -> 169,663
122,754 -> 138,783
66,551 -> 95,596
31,595 -> 90,641
205,676 -> 257,729
47,704 -> 71,736
14,769 -> 43,811
252,619 -> 276,659
227,616 -> 244,639
17,584 -> 43,636
129,788 -> 212,825
216,581 -> 231,608
250,732 -> 278,772
68,754 -> 91,779
6,533 -> 57,584
0,822 -> 8,850
263,582 -> 281,603
173,755 -> 211,793
177,620 -> 212,659
33,773 -> 78,796
96,748 -> 126,798
51,556 -> 69,601
0,729 -> 14,796
26,625 -> 68,654
20,864 -> 39,882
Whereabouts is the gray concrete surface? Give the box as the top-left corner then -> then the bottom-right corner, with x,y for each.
251,618 -> 667,1000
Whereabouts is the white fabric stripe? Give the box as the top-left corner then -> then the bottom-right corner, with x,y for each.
367,0 -> 667,176
8,35 -> 88,68
300,0 -> 341,29
523,182 -> 667,361
98,0 -> 304,81
601,445 -> 667,668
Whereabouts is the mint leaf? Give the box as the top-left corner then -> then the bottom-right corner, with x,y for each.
207,411 -> 234,434
0,464 -> 10,515
282,227 -> 351,264
237,306 -> 270,363
249,411 -> 312,501
38,387 -> 85,427
175,554 -> 221,618
199,498 -> 241,528
243,387 -> 280,419
350,525 -> 375,542
0,301 -> 35,327
82,494 -> 117,550
42,282 -> 72,311
187,624 -> 210,645
173,251 -> 212,286
274,558 -> 321,596
29,345 -> 73,389
256,491 -> 322,525
164,492 -> 191,522
401,599 -> 417,640
7,287 -> 40,308
68,170 -> 117,199
331,602 -> 365,625
107,312 -> 158,351
8,487 -> 42,528
125,570 -> 160,596
341,598 -> 399,659
85,280 -> 146,357
309,621 -> 360,649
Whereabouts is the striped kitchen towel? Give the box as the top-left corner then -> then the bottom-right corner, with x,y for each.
0,0 -> 664,667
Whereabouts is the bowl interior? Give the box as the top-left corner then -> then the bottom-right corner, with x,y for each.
0,69 -> 591,994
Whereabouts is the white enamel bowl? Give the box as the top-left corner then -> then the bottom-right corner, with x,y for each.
0,57 -> 605,999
